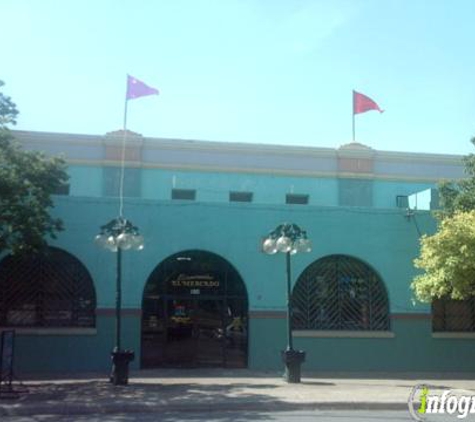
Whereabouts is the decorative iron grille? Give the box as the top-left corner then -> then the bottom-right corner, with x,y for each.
292,255 -> 389,331
432,298 -> 475,332
0,247 -> 96,328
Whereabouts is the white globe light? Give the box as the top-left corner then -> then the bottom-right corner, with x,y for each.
298,238 -> 312,253
290,246 -> 298,255
94,234 -> 107,248
262,238 -> 278,254
117,232 -> 132,250
276,236 -> 292,253
105,235 -> 118,252
131,234 -> 145,251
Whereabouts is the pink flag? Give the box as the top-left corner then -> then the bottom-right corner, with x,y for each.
353,90 -> 383,114
126,75 -> 159,100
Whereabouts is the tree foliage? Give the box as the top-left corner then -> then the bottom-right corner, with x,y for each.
412,138 -> 475,302
438,137 -> 475,215
412,211 -> 475,302
0,81 -> 69,254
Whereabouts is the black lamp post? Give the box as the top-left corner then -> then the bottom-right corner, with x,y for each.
262,223 -> 311,383
95,217 -> 144,385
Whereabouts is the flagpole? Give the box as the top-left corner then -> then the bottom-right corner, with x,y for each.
352,112 -> 356,142
352,90 -> 356,142
123,97 -> 129,131
119,83 -> 129,218
118,74 -> 158,218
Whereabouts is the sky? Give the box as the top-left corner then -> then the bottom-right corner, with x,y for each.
2,0 -> 475,155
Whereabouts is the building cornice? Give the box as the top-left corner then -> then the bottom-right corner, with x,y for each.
12,130 -> 104,147
11,129 -> 464,165
375,150 -> 463,165
67,158 -> 459,183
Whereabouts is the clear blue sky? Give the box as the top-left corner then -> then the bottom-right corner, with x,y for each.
2,0 -> 475,155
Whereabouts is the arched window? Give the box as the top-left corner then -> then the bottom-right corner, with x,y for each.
0,247 -> 96,328
292,255 -> 389,331
433,298 -> 475,332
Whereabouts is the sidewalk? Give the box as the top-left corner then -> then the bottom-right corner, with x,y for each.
1,369 -> 475,416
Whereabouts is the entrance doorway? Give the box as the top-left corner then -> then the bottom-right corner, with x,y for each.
141,251 -> 248,368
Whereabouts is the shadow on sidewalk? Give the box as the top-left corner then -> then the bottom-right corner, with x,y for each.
2,379 -> 331,406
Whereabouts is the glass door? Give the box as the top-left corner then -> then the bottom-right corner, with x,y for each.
141,295 -> 166,367
224,298 -> 248,368
165,299 -> 196,366
195,300 -> 225,367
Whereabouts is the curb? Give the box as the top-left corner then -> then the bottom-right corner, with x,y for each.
0,400 -> 409,416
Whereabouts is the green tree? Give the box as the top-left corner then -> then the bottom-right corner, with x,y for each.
438,137 -> 475,215
412,210 -> 475,302
412,138 -> 475,302
0,81 -> 69,254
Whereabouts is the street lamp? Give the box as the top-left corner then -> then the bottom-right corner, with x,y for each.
94,217 -> 144,385
262,223 -> 311,383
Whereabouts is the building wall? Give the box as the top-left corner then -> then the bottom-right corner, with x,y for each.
49,196 -> 434,312
10,195 -> 475,374
66,164 -> 437,208
5,130 -> 474,374
14,129 -> 465,210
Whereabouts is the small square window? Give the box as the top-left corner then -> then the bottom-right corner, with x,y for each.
172,189 -> 196,200
396,195 -> 409,208
229,191 -> 253,203
286,194 -> 309,205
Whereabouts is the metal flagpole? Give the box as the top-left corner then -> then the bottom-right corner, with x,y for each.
123,94 -> 129,132
119,81 -> 129,218
107,75 -> 157,385
352,90 -> 356,142
111,78 -> 128,383
352,112 -> 356,142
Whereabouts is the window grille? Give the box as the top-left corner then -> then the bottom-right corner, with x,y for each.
292,255 -> 389,331
0,248 -> 96,328
432,298 -> 475,332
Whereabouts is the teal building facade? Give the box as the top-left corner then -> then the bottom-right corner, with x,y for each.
1,129 -> 473,374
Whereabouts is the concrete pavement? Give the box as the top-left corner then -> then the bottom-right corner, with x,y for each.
1,369 -> 475,416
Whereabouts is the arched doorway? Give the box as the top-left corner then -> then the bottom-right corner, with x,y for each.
141,250 -> 248,368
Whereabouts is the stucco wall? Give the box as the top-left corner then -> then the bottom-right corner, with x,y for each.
11,195 -> 466,374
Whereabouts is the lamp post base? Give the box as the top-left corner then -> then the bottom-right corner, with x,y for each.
281,349 -> 306,383
110,349 -> 135,385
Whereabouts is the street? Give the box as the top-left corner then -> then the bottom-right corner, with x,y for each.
0,410 -> 458,422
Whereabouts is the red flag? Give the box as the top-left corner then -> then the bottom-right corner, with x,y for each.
353,90 -> 383,115
126,75 -> 159,100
